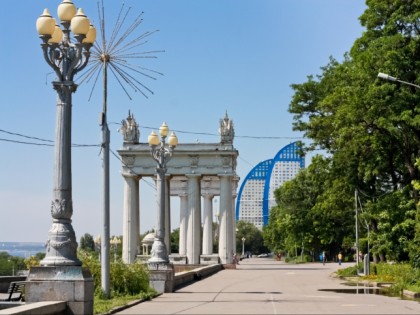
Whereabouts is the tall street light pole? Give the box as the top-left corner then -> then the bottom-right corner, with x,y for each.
36,0 -> 96,266
241,237 -> 246,256
147,123 -> 178,266
377,72 -> 420,90
378,71 -> 420,255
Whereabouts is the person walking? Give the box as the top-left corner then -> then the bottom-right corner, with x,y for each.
338,252 -> 343,265
322,251 -> 327,265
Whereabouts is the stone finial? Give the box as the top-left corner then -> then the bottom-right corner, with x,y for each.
219,111 -> 234,144
119,110 -> 140,144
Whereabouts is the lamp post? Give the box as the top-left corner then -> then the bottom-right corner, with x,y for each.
377,72 -> 420,90
36,0 -> 96,266
378,72 -> 420,265
241,237 -> 246,256
110,236 -> 121,262
147,123 -> 178,265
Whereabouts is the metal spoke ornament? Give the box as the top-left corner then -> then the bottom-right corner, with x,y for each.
78,0 -> 163,101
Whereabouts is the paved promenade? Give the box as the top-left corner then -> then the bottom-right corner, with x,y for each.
116,258 -> 420,314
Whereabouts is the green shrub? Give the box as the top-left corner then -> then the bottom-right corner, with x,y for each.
365,263 -> 420,294
336,264 -> 358,276
110,260 -> 150,296
79,251 -> 153,297
413,253 -> 420,269
79,251 -> 102,294
284,256 -> 293,263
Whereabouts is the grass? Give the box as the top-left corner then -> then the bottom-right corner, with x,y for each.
337,262 -> 420,294
94,291 -> 156,315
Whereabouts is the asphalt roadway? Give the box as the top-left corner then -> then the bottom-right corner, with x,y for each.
115,257 -> 420,314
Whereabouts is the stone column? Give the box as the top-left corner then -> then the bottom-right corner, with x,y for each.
186,174 -> 201,264
178,193 -> 188,256
122,174 -> 140,264
231,177 -> 239,257
232,193 -> 238,256
165,176 -> 171,255
202,193 -> 214,255
218,174 -> 232,264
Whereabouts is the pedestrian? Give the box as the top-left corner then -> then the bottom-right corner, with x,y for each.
322,251 -> 327,265
338,252 -> 342,265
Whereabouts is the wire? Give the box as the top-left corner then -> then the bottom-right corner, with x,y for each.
238,156 -> 254,167
107,122 -> 303,140
0,128 -> 53,143
0,138 -> 54,147
109,148 -> 156,190
356,188 -> 391,200
0,128 -> 100,148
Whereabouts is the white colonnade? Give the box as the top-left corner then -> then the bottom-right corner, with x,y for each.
118,112 -> 238,265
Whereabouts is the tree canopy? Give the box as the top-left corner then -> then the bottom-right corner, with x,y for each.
266,0 -> 420,264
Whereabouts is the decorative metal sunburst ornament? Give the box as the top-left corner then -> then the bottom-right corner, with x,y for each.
78,0 -> 163,103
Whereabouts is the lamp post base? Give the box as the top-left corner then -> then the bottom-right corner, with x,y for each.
41,221 -> 81,266
147,262 -> 174,293
25,266 -> 94,314
148,238 -> 169,264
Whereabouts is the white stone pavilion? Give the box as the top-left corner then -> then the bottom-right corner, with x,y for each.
118,112 -> 239,265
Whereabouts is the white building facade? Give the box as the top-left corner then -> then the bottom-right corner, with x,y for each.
236,142 -> 304,229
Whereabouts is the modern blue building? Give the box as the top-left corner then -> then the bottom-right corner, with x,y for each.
236,142 -> 304,229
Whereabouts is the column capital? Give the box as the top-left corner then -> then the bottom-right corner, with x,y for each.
202,192 -> 215,199
122,172 -> 141,180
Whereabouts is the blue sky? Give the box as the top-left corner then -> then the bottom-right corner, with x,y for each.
0,0 -> 366,243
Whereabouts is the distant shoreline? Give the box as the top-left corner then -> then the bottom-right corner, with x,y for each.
0,242 -> 46,258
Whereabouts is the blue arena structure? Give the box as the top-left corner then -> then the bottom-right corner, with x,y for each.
236,142 -> 305,228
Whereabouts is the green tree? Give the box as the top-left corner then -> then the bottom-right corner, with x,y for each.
171,228 -> 179,253
264,156 -> 354,260
0,252 -> 12,276
0,252 -> 26,275
287,0 -> 420,263
236,220 -> 268,255
80,233 -> 95,251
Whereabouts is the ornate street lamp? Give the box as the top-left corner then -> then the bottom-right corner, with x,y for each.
147,123 -> 178,265
36,0 -> 96,266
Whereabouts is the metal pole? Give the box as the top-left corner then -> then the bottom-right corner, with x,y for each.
148,138 -> 169,264
355,189 -> 359,267
38,26 -> 92,265
101,61 -> 110,297
378,73 -> 420,89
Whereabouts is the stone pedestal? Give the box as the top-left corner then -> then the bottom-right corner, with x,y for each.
25,266 -> 94,315
169,254 -> 187,265
200,254 -> 220,265
148,263 -> 174,293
